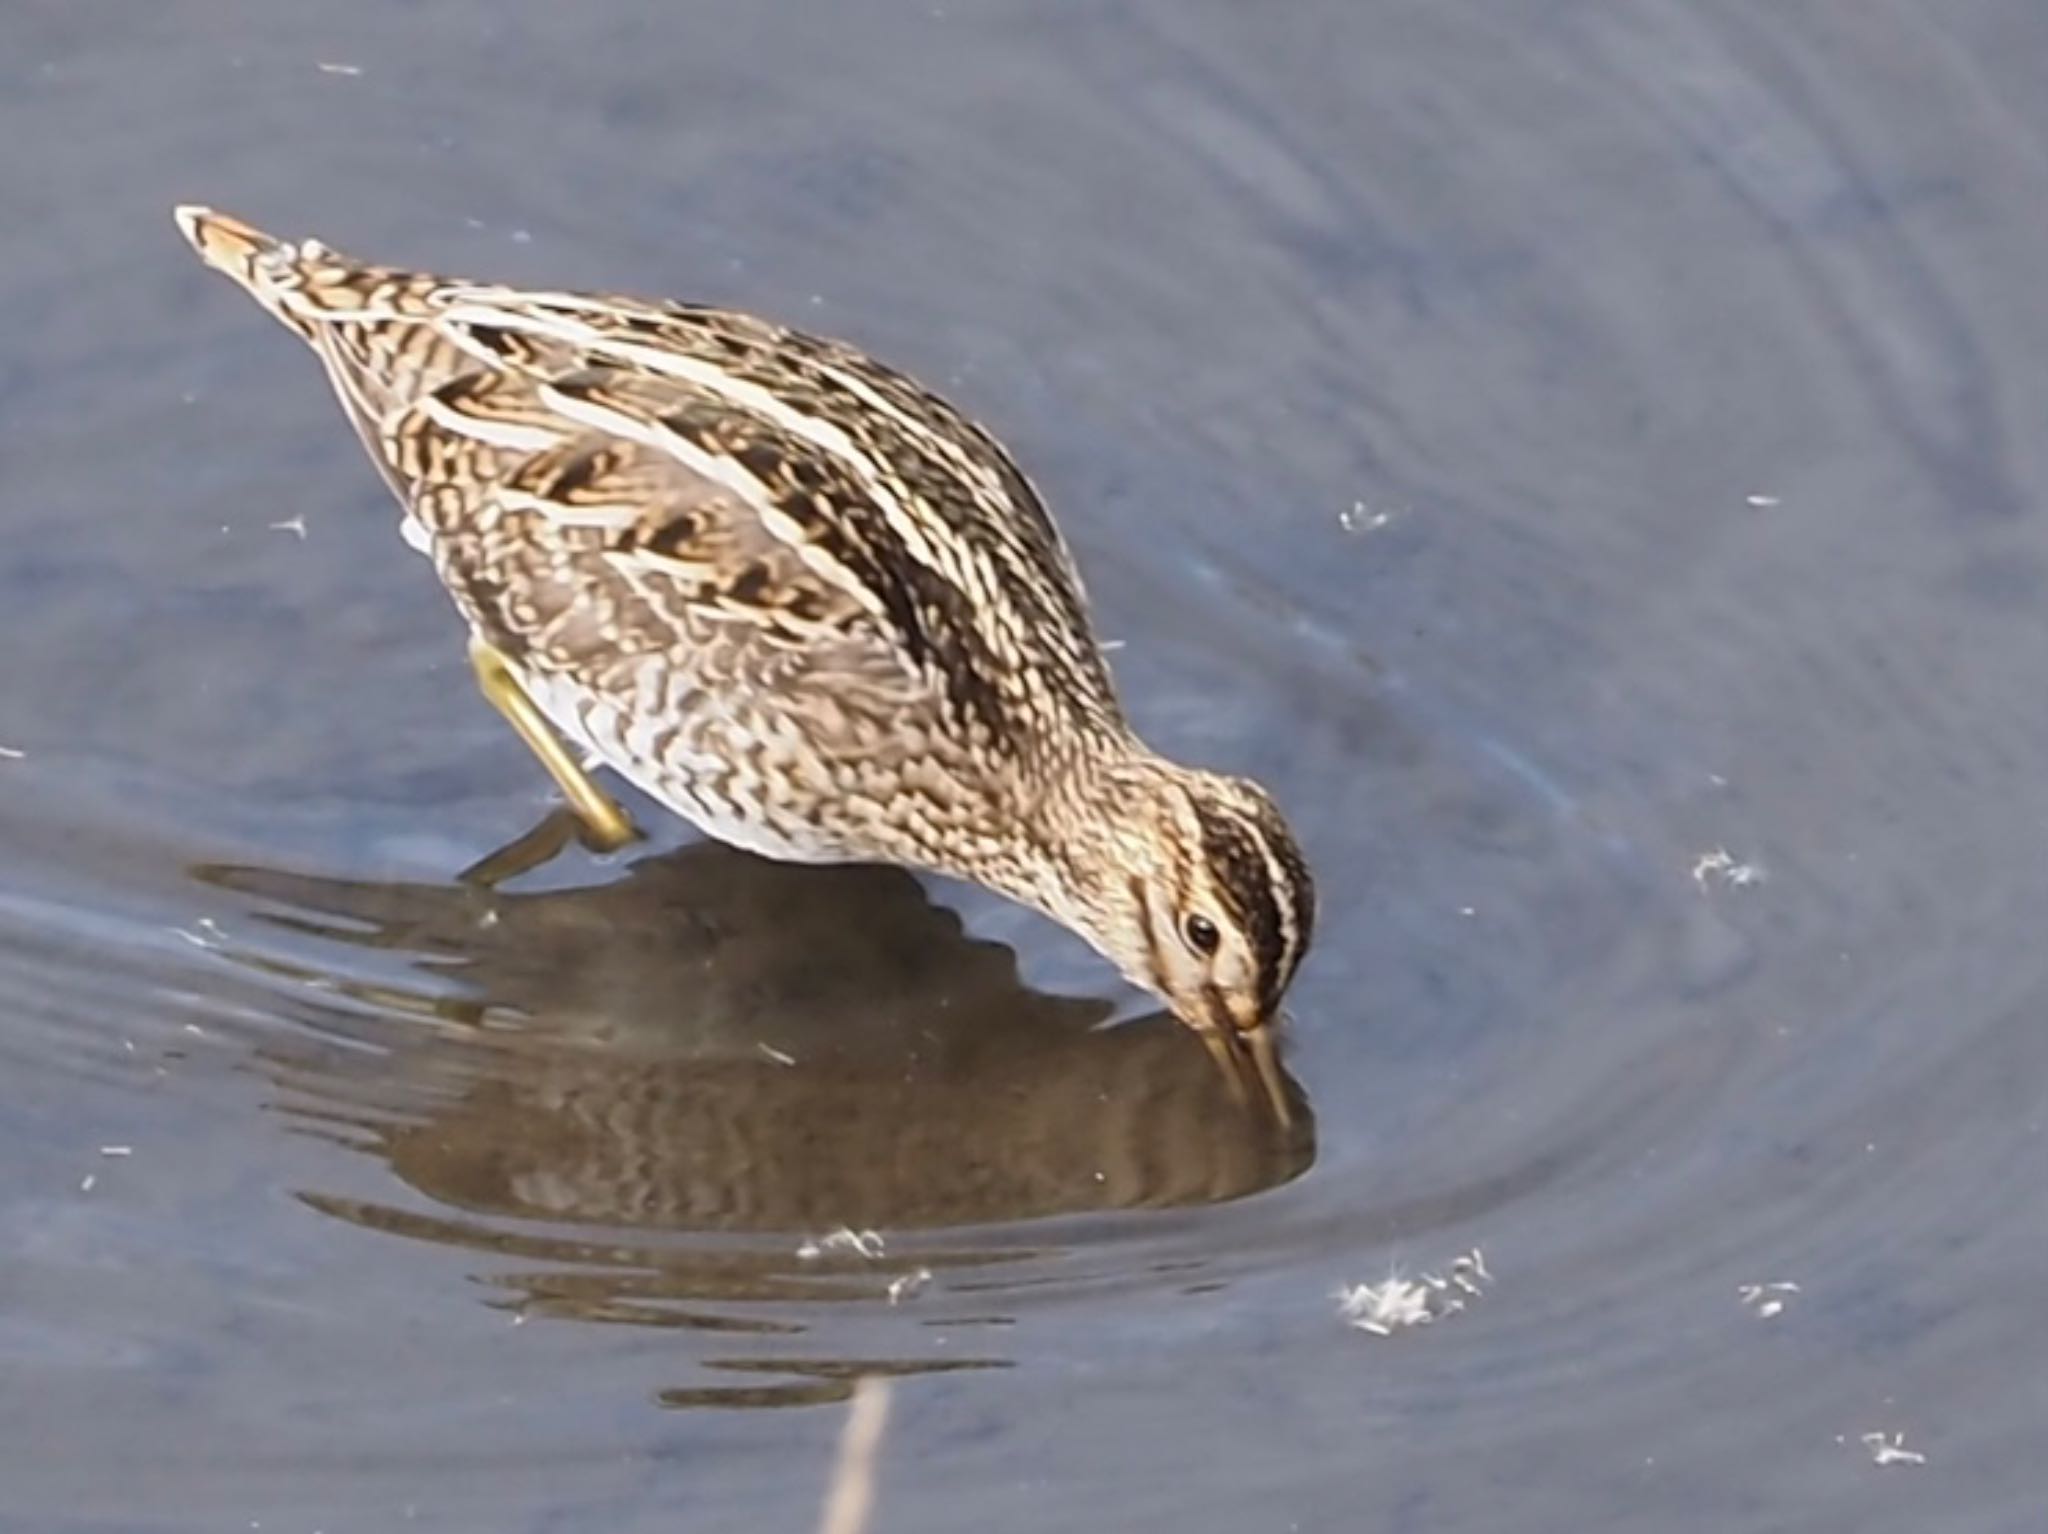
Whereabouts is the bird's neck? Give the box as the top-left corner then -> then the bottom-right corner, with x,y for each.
999,734 -> 1167,936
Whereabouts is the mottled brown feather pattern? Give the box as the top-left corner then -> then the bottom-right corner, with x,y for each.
175,207 -> 1317,1083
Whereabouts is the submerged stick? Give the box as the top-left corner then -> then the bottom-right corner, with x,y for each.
818,1376 -> 893,1534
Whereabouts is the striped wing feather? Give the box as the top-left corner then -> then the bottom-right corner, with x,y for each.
330,277 -> 1122,746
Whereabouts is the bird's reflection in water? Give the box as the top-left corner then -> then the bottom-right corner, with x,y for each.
195,837 -> 1314,1407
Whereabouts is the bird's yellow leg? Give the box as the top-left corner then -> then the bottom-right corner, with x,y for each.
458,806 -> 582,888
467,638 -> 638,852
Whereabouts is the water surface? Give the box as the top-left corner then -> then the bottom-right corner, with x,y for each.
4,2 -> 2047,1529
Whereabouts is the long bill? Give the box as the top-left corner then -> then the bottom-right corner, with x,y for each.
1195,1022 -> 1295,1128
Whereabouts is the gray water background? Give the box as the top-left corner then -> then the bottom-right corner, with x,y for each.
3,3 -> 2046,1530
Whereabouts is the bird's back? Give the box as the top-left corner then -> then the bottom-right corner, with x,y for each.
174,208 -> 1126,766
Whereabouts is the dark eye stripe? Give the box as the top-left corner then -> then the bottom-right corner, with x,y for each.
1191,801 -> 1309,1012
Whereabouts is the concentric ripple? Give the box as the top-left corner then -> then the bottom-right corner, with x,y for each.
4,2 -> 2048,1529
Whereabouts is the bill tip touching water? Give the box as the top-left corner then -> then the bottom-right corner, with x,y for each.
171,203 -> 1315,1122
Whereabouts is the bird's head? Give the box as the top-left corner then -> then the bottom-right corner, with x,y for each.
1043,752 -> 1316,1122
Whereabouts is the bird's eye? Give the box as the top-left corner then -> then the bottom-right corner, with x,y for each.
1183,913 -> 1221,955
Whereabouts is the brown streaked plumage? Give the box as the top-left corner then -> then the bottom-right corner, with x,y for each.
173,205 -> 1316,1119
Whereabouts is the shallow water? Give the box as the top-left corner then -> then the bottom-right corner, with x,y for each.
5,2 -> 2048,1529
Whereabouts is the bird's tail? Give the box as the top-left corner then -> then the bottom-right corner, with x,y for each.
172,205 -> 333,338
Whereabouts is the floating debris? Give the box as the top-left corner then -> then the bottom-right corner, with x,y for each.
1339,500 -> 1398,535
1860,1431 -> 1926,1467
1338,1276 -> 1430,1334
173,917 -> 228,950
1739,1280 -> 1800,1320
1338,1249 -> 1490,1336
885,1268 -> 932,1305
1745,493 -> 1781,508
1692,847 -> 1765,889
79,1173 -> 96,1194
99,1145 -> 133,1159
799,1227 -> 885,1261
316,61 -> 363,76
756,1042 -> 798,1067
268,515 -> 308,539
0,745 -> 22,760
1446,1250 -> 1490,1291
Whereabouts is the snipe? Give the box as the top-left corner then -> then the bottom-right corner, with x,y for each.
174,207 -> 1315,1119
